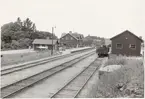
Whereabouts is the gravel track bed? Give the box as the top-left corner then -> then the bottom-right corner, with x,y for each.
1,50 -> 94,88
10,54 -> 97,98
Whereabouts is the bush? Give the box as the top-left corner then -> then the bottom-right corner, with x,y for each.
95,58 -> 144,98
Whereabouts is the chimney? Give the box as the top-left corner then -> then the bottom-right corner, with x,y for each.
69,31 -> 72,33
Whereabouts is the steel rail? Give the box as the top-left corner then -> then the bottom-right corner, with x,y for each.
1,51 -> 95,98
50,58 -> 102,98
1,49 -> 94,76
74,60 -> 100,98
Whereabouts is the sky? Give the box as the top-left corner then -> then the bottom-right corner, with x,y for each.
0,0 -> 145,39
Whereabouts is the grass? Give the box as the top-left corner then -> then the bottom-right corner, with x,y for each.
92,57 -> 144,98
104,57 -> 127,66
1,50 -> 59,66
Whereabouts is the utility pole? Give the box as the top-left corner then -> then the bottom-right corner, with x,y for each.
51,26 -> 56,55
51,27 -> 54,55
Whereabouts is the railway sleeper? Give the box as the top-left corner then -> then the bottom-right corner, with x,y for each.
72,79 -> 88,83
80,73 -> 92,77
53,94 -> 74,98
74,76 -> 88,81
61,59 -> 82,67
2,52 -> 95,98
91,65 -> 99,67
61,88 -> 78,92
55,89 -> 78,96
77,94 -> 87,98
83,67 -> 97,72
69,81 -> 86,87
63,85 -> 81,91
1,85 -> 23,98
88,66 -> 97,69
85,69 -> 96,73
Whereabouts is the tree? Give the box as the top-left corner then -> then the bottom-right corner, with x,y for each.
22,18 -> 33,32
18,38 -> 31,48
1,29 -> 14,43
11,40 -> 19,49
1,21 -> 23,43
16,17 -> 22,30
3,43 -> 12,50
32,23 -> 36,32
101,38 -> 105,45
1,41 -> 5,49
1,17 -> 58,50
1,22 -> 13,33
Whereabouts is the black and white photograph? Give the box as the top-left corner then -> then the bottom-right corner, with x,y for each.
0,0 -> 144,98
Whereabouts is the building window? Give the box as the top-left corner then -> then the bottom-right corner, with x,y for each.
116,43 -> 123,49
129,44 -> 136,49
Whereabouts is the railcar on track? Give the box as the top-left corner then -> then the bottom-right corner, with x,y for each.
96,45 -> 109,57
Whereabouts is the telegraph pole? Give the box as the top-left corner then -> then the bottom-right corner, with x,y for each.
51,26 -> 56,55
51,27 -> 54,55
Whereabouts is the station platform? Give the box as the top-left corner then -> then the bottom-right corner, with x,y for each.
1,47 -> 93,70
60,47 -> 92,54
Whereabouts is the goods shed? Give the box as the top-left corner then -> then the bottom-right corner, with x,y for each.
110,30 -> 143,56
32,39 -> 59,51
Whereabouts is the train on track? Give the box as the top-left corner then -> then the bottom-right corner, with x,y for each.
96,45 -> 109,57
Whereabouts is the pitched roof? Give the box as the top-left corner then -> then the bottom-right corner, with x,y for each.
32,39 -> 58,45
84,36 -> 98,40
110,30 -> 143,42
71,33 -> 84,39
60,33 -> 76,40
60,32 -> 84,40
83,36 -> 104,42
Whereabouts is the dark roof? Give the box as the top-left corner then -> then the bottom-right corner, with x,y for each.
110,30 -> 143,42
84,36 -> 98,40
32,39 -> 58,45
71,33 -> 84,40
61,32 -> 84,40
83,36 -> 104,42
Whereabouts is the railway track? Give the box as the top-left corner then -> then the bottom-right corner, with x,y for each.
1,51 -> 95,98
50,58 -> 103,98
1,49 -> 94,76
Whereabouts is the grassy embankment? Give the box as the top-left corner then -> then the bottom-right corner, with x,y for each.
92,56 -> 144,98
1,50 -> 59,66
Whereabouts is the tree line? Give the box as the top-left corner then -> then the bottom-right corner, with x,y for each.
1,17 -> 57,50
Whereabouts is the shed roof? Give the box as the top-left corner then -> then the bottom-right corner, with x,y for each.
110,30 -> 143,42
32,39 -> 58,45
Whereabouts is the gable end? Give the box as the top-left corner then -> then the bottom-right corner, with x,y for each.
110,30 -> 143,42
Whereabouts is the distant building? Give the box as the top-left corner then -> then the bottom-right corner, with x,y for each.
60,31 -> 84,48
110,30 -> 143,56
32,39 -> 59,50
83,35 -> 104,47
61,33 -> 67,37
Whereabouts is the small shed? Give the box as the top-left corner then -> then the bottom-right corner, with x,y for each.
32,39 -> 59,50
110,30 -> 143,56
